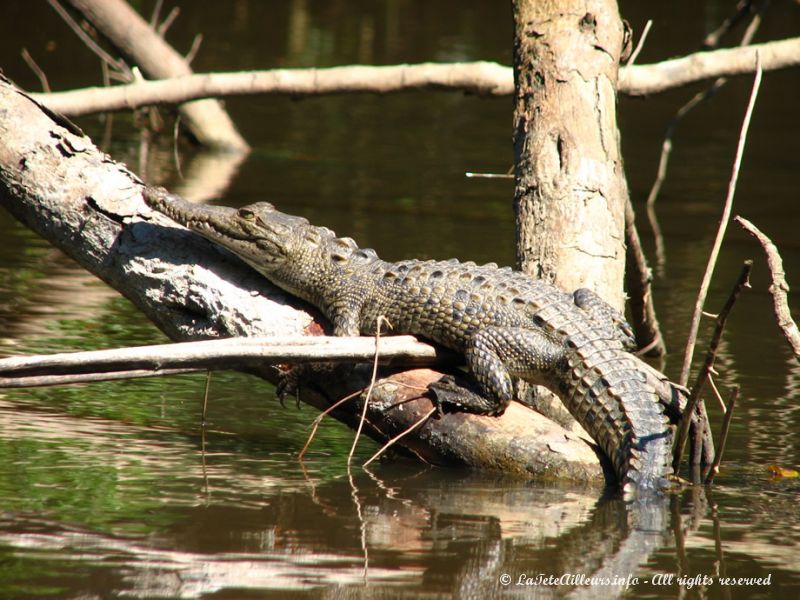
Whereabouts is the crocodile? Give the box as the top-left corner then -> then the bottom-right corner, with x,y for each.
143,187 -> 674,495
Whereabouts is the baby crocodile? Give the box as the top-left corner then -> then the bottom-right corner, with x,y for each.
144,187 -> 673,495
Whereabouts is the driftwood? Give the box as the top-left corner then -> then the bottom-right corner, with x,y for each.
0,78 -> 607,484
29,36 -> 800,118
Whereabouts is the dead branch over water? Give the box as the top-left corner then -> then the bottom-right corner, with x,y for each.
60,0 -> 247,151
0,335 -> 448,388
736,216 -> 800,360
30,37 -> 800,116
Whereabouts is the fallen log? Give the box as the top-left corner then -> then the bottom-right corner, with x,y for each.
0,77 -> 606,484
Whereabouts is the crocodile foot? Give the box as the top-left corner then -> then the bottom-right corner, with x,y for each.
276,366 -> 303,409
427,374 -> 508,417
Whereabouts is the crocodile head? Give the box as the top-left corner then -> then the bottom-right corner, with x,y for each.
145,188 -> 308,269
144,187 -> 339,300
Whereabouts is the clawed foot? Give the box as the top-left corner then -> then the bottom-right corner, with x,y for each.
277,366 -> 303,409
427,374 -> 507,417
277,363 -> 351,409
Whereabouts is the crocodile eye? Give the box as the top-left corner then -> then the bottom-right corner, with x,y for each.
238,208 -> 255,220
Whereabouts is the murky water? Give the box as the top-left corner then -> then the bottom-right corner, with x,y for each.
1,1 -> 799,598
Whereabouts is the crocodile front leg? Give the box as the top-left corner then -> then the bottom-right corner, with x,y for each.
429,326 -> 566,416
277,304 -> 363,404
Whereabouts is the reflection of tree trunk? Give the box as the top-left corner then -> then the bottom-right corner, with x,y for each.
0,80 -> 604,483
63,0 -> 248,152
512,0 -> 629,308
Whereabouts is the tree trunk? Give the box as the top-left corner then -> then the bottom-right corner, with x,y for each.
512,0 -> 629,309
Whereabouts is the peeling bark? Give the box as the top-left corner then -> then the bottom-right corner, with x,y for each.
512,0 -> 629,309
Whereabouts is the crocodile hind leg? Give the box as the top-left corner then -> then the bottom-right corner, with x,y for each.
572,288 -> 636,351
428,326 -> 566,416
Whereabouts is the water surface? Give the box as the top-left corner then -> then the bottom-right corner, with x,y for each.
0,1 -> 799,598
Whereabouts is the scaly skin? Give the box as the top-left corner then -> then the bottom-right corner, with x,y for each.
144,187 -> 673,495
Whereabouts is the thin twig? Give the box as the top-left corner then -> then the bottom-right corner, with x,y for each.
703,0 -> 755,48
185,34 -> 203,66
0,367 -> 201,387
20,49 -> 51,93
464,172 -> 513,179
679,54 -> 762,387
347,468 -> 369,581
626,19 -> 653,66
149,0 -> 164,28
735,216 -> 800,360
673,261 -> 752,473
706,374 -> 727,412
705,386 -> 738,485
363,407 -> 437,467
348,316 -> 391,465
645,4 -> 766,274
298,388 -> 364,460
156,6 -> 180,37
46,0 -> 132,79
173,115 -> 184,180
625,199 -> 666,355
202,371 -> 212,426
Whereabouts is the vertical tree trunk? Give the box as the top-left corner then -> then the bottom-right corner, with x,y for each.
512,0 -> 629,309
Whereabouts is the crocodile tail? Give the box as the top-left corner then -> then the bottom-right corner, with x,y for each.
563,351 -> 673,496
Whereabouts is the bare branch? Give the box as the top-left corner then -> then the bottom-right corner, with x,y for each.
680,55 -> 762,387
735,216 -> 800,360
0,335 -> 448,389
621,36 -> 793,95
28,36 -> 800,118
704,385 -> 739,485
32,62 -> 513,116
64,0 -> 247,152
20,49 -> 51,93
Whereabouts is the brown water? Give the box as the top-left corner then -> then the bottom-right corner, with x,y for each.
0,1 -> 799,598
